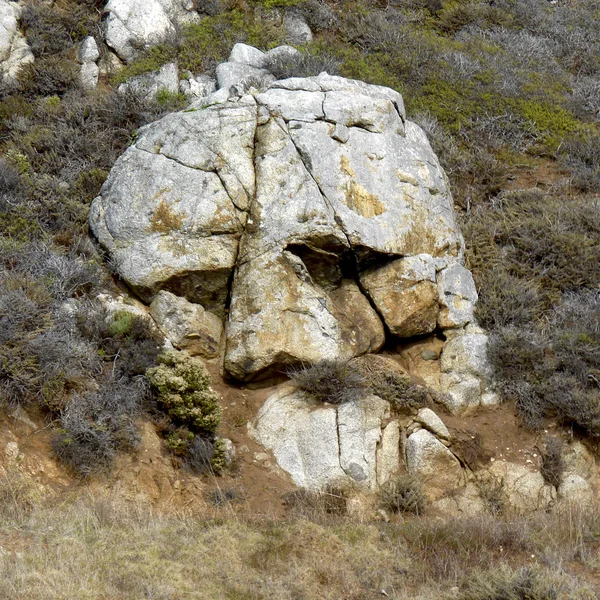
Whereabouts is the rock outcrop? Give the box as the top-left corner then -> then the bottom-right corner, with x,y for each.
90,43 -> 494,413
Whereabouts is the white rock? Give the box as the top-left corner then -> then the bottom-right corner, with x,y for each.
0,0 -> 18,61
486,461 -> 556,513
80,61 -> 99,90
215,61 -> 275,94
437,262 -> 478,329
104,0 -> 200,63
0,31 -> 33,82
249,386 -> 399,490
283,10 -> 313,44
558,474 -> 593,504
377,421 -> 401,486
118,62 -> 179,100
180,73 -> 216,98
229,43 -> 266,68
78,36 -> 100,63
415,407 -> 450,440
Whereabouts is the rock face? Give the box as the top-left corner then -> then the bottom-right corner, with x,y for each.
249,385 -> 399,490
91,44 -> 492,412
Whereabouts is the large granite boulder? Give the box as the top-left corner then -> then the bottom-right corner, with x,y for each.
248,384 -> 400,490
91,44 -> 492,413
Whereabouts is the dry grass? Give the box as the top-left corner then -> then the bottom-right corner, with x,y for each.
0,482 -> 598,599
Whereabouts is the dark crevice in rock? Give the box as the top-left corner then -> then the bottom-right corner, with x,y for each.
159,269 -> 232,319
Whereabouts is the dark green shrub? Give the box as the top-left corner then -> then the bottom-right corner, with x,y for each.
20,2 -> 94,58
146,351 -> 222,434
379,474 -> 426,515
17,56 -> 80,97
540,437 -> 564,488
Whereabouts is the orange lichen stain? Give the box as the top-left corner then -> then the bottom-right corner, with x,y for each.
149,198 -> 185,233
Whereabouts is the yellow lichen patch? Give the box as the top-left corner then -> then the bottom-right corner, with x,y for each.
340,155 -> 355,178
344,181 -> 386,218
150,199 -> 185,233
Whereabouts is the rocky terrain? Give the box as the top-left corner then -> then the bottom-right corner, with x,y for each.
0,0 -> 599,598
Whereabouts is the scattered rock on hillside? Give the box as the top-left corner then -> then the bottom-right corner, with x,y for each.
0,0 -> 33,82
485,460 -> 556,514
104,0 -> 200,63
415,407 -> 450,440
78,36 -> 100,91
118,62 -> 179,100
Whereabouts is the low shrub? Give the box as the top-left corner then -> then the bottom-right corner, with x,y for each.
146,351 -> 224,473
19,2 -> 95,58
288,359 -> 367,404
490,290 -> 600,435
378,474 -> 426,515
264,50 -> 341,79
283,484 -> 348,518
52,377 -> 148,476
17,56 -> 80,98
458,566 -> 562,600
352,355 -> 432,412
146,351 -> 222,434
76,305 -> 163,378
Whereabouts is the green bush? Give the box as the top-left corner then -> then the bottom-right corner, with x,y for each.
146,351 -> 222,434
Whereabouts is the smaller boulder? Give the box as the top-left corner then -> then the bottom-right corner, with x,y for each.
406,428 -> 464,500
78,36 -> 100,64
118,62 -> 179,100
149,290 -> 222,358
283,10 -> 313,44
361,255 -> 439,338
437,262 -> 478,329
415,407 -> 450,440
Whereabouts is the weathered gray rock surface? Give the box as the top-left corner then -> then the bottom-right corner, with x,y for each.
249,385 -> 399,489
91,44 -> 492,414
406,428 -> 464,500
149,290 -> 222,357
